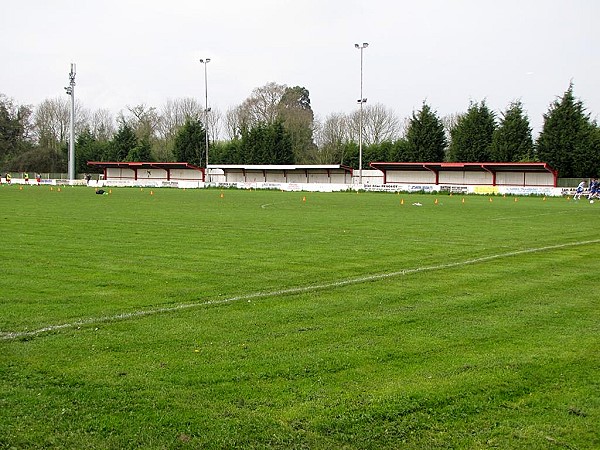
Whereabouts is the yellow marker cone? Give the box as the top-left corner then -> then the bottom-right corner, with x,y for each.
489,197 -> 493,202
401,198 -> 404,205
302,196 -> 306,203
57,187 -> 61,192
19,186 -> 23,190
434,198 -> 438,205
462,198 -> 465,204
220,192 -> 224,198
109,189 -> 112,194
150,190 -> 154,196
543,196 -> 546,201
50,187 -> 53,191
514,197 -> 518,202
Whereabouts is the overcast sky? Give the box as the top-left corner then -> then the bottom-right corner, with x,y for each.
2,0 -> 598,135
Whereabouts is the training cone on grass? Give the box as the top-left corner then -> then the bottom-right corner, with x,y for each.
302,196 -> 306,203
220,192 -> 224,199
434,198 -> 438,205
489,197 -> 493,202
462,198 -> 465,204
514,197 -> 518,202
150,190 -> 154,196
401,198 -> 404,205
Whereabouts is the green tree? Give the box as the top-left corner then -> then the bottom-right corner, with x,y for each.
126,138 -> 153,162
172,119 -> 205,166
389,138 -> 410,162
241,124 -> 265,164
75,128 -> 109,174
211,139 -> 243,164
277,86 -> 316,163
6,147 -> 66,173
107,122 -> 138,161
266,120 -> 294,164
448,101 -> 496,162
570,122 -> 600,178
405,102 -> 447,162
490,101 -> 534,162
240,121 -> 293,165
536,83 -> 595,177
0,94 -> 33,170
362,141 -> 395,168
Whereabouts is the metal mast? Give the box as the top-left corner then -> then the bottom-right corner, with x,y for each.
199,58 -> 211,180
355,43 -> 368,185
64,63 -> 76,182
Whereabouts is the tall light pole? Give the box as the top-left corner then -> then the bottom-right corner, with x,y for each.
355,43 -> 368,185
64,63 -> 76,182
199,58 -> 211,181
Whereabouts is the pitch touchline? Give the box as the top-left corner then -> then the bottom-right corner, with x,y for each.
2,239 -> 599,341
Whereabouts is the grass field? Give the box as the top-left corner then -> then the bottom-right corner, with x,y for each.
1,184 -> 599,449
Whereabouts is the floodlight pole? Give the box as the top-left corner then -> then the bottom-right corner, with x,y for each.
64,63 -> 76,182
199,58 -> 211,182
355,43 -> 368,185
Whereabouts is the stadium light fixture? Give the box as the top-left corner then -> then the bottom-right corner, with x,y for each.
355,43 -> 368,185
199,58 -> 211,181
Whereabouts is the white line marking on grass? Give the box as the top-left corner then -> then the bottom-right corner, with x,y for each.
2,238 -> 599,341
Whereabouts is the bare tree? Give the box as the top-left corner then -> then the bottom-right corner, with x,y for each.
206,107 -> 222,144
441,112 -> 463,143
119,104 -> 161,141
238,82 -> 287,128
315,112 -> 349,164
224,104 -> 245,140
347,103 -> 401,145
34,97 -> 71,149
159,97 -> 203,141
89,108 -> 115,141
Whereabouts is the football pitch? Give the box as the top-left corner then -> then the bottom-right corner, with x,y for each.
1,185 -> 599,449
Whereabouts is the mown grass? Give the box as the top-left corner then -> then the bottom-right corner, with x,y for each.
1,184 -> 599,449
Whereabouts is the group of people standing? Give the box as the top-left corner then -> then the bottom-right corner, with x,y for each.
574,178 -> 599,200
2,172 -> 42,185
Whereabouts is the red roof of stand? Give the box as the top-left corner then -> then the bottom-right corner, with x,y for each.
370,162 -> 557,174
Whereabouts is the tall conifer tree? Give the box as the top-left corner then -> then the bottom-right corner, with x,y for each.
405,102 -> 447,162
490,101 -> 534,162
